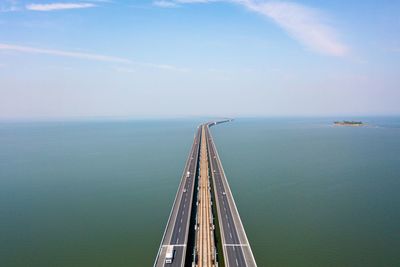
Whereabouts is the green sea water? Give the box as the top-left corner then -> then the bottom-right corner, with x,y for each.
1,118 -> 399,267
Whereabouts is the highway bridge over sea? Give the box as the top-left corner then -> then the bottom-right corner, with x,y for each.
154,120 -> 257,267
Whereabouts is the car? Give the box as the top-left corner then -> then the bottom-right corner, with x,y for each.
222,192 -> 226,196
183,189 -> 187,193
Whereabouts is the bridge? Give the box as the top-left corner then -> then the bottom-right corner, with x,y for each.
154,121 -> 257,267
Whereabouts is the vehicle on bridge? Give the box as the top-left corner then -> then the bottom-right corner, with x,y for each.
165,245 -> 175,264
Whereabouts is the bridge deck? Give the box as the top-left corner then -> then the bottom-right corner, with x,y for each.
154,121 -> 257,267
206,124 -> 257,267
153,128 -> 201,267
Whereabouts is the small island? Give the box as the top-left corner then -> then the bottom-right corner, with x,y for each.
334,120 -> 365,126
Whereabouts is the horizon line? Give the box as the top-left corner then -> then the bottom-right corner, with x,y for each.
0,114 -> 399,123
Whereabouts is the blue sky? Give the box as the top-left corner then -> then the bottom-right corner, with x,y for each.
0,0 -> 399,119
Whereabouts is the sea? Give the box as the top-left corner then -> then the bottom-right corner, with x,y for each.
1,117 -> 399,267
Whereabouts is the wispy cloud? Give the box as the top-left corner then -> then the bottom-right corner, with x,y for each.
176,0 -> 217,3
0,0 -> 20,12
0,43 -> 189,72
153,0 -> 178,8
87,0 -> 113,2
154,0 -> 348,56
26,2 -> 96,11
154,0 -> 217,7
242,1 -> 348,56
0,43 -> 131,63
0,6 -> 19,12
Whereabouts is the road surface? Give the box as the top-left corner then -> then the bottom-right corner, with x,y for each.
154,127 -> 201,267
206,123 -> 257,267
154,121 -> 257,267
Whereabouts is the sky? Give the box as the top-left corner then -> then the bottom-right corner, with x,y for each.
0,0 -> 399,119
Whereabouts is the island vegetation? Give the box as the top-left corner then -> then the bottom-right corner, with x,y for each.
334,121 -> 365,126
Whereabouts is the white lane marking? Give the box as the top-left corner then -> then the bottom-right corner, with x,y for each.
227,222 -> 230,228
223,244 -> 249,247
230,232 -> 232,239
236,258 -> 239,266
179,227 -> 181,233
162,244 -> 186,247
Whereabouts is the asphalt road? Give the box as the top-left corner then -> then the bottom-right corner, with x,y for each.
155,120 -> 257,267
206,124 -> 257,267
154,127 -> 202,267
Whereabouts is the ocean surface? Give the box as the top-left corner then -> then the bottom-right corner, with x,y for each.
1,118 -> 399,267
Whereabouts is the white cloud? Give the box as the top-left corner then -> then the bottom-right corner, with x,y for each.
0,6 -> 19,12
241,1 -> 348,56
87,0 -> 113,2
176,0 -> 217,3
0,43 -> 189,72
26,3 -> 96,11
153,0 -> 218,8
0,43 -> 131,63
154,0 -> 348,56
153,1 -> 178,8
0,0 -> 20,12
